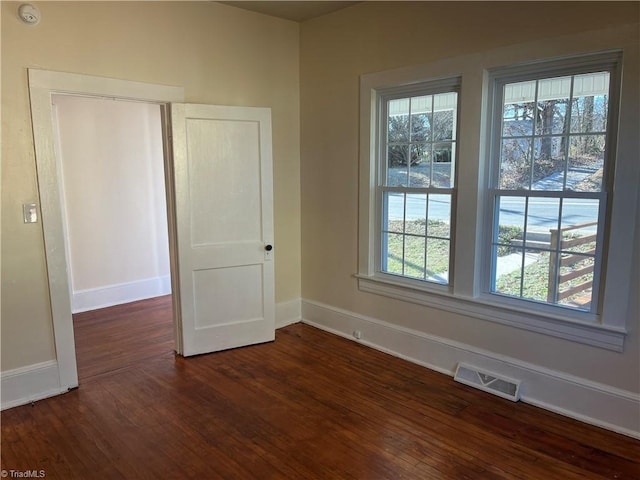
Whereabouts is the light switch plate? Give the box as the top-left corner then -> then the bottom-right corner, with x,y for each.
23,203 -> 38,223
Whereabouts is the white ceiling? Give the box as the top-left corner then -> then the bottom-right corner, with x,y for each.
218,1 -> 360,22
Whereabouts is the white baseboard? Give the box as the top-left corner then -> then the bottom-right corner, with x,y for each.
1,360 -> 68,411
72,275 -> 172,313
276,298 -> 301,329
301,298 -> 640,439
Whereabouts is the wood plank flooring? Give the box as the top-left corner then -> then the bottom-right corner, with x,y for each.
72,295 -> 175,380
2,295 -> 639,479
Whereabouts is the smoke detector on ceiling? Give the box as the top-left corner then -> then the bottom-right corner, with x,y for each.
18,4 -> 41,26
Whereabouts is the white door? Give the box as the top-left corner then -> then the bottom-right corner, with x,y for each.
171,104 -> 275,356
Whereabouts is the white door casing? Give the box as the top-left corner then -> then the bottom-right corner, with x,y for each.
171,104 -> 275,356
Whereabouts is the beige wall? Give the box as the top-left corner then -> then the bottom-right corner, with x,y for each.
300,2 -> 640,392
1,1 -> 301,370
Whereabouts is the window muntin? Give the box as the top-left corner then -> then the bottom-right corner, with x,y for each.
489,70 -> 612,313
379,89 -> 458,285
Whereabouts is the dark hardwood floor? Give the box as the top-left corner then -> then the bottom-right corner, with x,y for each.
2,295 -> 639,479
72,295 -> 175,381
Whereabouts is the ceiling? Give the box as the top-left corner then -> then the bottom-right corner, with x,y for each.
218,1 -> 360,22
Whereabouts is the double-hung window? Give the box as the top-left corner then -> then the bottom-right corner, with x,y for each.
485,54 -> 621,317
359,48 -> 632,350
377,79 -> 460,286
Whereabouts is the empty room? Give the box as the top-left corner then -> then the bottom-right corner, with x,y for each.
1,2 -> 639,478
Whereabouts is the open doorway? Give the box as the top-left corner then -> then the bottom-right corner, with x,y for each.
52,94 -> 174,380
29,69 -> 185,392
30,69 -> 275,399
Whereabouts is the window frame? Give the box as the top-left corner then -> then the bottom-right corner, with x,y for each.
481,52 -> 622,320
374,78 -> 461,289
357,48 -> 633,352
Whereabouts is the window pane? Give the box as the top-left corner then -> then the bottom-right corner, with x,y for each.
560,198 -> 599,228
561,226 -> 597,255
500,138 -> 532,190
502,80 -> 536,137
387,145 -> 409,186
409,143 -> 428,166
532,137 -> 566,191
526,197 -> 559,231
383,232 -> 404,275
433,92 -> 457,141
426,238 -> 449,284
567,135 -> 605,192
519,248 -> 552,303
493,196 -> 525,290
433,110 -> 455,141
384,192 -> 405,233
500,138 -> 531,190
535,77 -> 571,136
432,143 -> 454,188
410,95 -> 432,142
559,200 -> 599,254
404,236 -> 426,279
404,194 -> 427,235
493,248 -> 523,296
427,194 -> 451,238
410,164 -> 431,188
536,100 -> 569,136
570,72 -> 609,134
388,144 -> 410,165
557,253 -> 594,311
496,196 -> 526,234
388,99 -> 410,142
408,144 -> 430,187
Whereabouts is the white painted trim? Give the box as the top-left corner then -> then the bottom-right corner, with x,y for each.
1,361 -> 67,411
275,298 -> 301,329
301,298 -> 640,439
28,69 -> 184,103
72,275 -> 172,313
357,275 -> 626,351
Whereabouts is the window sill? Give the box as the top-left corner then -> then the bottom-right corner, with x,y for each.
355,274 -> 626,351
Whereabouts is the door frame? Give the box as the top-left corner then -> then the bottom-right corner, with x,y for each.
28,69 -> 185,390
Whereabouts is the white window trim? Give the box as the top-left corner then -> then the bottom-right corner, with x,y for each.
358,44 -> 637,352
